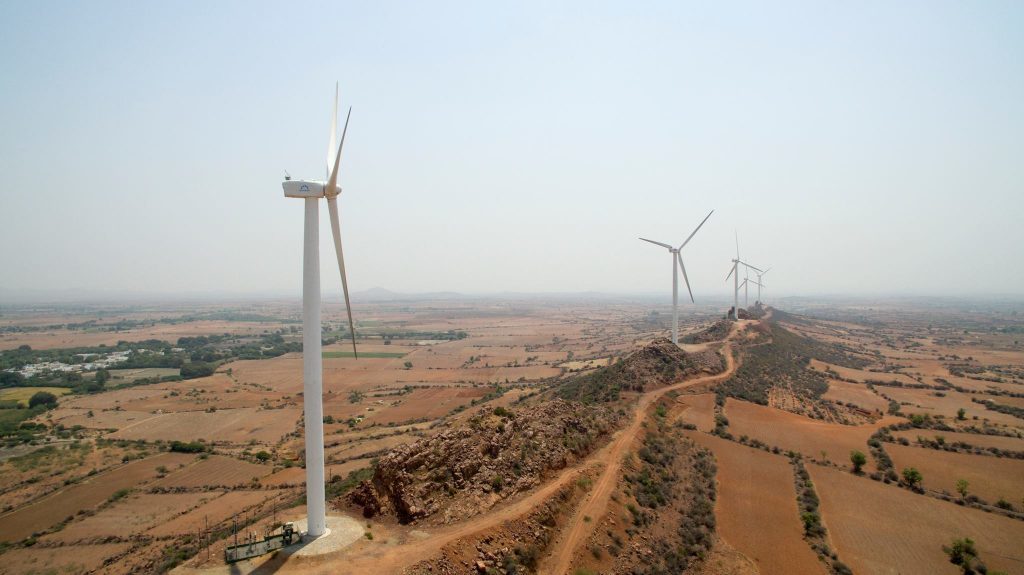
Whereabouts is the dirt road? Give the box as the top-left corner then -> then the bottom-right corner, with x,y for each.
538,332 -> 740,575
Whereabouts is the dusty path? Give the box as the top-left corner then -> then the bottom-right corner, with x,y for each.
538,329 -> 741,575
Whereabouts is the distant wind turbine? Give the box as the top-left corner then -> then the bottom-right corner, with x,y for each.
639,210 -> 714,344
281,82 -> 359,539
725,232 -> 762,320
755,268 -> 771,303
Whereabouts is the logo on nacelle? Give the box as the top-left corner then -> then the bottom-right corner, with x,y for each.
299,184 -> 310,192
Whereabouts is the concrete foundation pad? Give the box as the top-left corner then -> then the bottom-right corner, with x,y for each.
286,515 -> 364,557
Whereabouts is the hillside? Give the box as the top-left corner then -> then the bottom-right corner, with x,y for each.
718,319 -> 873,421
557,338 -> 725,403
345,399 -> 620,524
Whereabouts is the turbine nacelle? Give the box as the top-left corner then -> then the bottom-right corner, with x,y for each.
282,180 -> 342,199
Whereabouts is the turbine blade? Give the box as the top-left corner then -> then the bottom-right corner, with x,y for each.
327,196 -> 357,359
327,82 -> 338,180
677,252 -> 694,303
639,237 -> 673,249
725,264 -> 735,282
762,267 -> 772,276
735,230 -> 739,259
679,209 -> 714,250
326,106 -> 352,195
739,261 -> 763,273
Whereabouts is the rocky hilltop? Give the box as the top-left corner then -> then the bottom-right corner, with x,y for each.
681,319 -> 732,344
346,399 -> 619,524
558,338 -> 724,403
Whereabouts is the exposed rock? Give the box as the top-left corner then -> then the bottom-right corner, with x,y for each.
346,399 -> 618,524
682,320 -> 732,344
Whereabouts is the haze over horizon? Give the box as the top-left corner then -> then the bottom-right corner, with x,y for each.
2,1 -> 1022,300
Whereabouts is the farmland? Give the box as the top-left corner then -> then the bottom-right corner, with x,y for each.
0,298 -> 1022,575
686,432 -> 826,574
809,464 -> 1024,574
0,386 -> 71,406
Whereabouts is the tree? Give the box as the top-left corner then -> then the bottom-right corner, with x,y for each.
0,371 -> 25,387
403,361 -> 413,370
957,408 -> 967,421
942,537 -> 978,574
956,478 -> 969,499
28,391 -> 58,409
180,362 -> 215,379
850,450 -> 867,474
94,369 -> 111,385
902,467 -> 923,489
255,451 -> 271,462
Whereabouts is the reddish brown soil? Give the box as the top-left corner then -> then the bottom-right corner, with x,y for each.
1,542 -> 132,573
674,392 -> 718,431
0,452 -> 194,542
46,492 -> 216,542
886,443 -> 1024,504
152,455 -> 272,488
809,464 -> 1024,575
686,432 -> 827,575
823,378 -> 891,413
724,398 -> 898,470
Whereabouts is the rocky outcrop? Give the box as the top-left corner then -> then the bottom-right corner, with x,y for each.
346,399 -> 619,524
558,338 -> 725,403
682,319 -> 732,344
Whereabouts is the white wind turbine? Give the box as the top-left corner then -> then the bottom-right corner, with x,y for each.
725,232 -> 761,321
754,268 -> 771,303
640,210 -> 714,344
281,83 -> 358,539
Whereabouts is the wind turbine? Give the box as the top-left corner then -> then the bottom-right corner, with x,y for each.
639,210 -> 714,344
281,83 -> 358,539
754,268 -> 771,303
725,232 -> 762,320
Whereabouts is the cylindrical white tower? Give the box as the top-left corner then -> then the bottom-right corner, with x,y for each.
671,251 -> 678,344
733,261 -> 739,321
302,197 -> 327,537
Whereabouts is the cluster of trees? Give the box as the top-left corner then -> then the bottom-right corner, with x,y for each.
1,330 -> 305,395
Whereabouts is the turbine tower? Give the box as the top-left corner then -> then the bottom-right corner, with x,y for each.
281,83 -> 358,538
639,210 -> 714,344
754,268 -> 771,303
725,232 -> 761,321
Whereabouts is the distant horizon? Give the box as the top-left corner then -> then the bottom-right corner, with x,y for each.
3,285 -> 1024,306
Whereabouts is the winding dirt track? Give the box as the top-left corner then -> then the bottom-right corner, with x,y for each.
538,331 -> 740,575
191,323 -> 745,575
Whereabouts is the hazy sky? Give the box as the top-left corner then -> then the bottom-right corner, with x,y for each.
2,1 -> 1022,300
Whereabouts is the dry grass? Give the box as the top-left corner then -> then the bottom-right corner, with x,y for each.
107,407 -> 301,444
47,492 -> 216,542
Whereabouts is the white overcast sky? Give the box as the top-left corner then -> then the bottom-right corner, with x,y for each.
1,1 -> 1022,300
